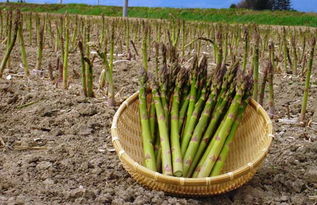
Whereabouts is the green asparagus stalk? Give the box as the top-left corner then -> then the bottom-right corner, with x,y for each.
188,63 -> 237,175
181,56 -> 207,154
170,71 -> 184,177
108,22 -> 115,106
210,101 -> 248,176
196,74 -> 250,178
282,28 -> 292,73
149,99 -> 156,142
0,11 -> 3,39
78,41 -> 88,97
139,70 -> 157,171
259,64 -> 268,106
252,32 -> 260,101
242,28 -> 249,71
300,37 -> 316,122
178,94 -> 190,131
183,70 -> 224,177
152,83 -> 173,176
35,15 -> 43,70
291,34 -> 298,75
18,14 -> 29,76
181,56 -> 199,142
192,111 -> 229,178
267,60 -> 275,119
216,32 -> 223,69
63,17 -> 69,89
28,12 -> 32,45
0,13 -> 19,78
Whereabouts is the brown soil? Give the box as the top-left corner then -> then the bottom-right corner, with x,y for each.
0,35 -> 317,205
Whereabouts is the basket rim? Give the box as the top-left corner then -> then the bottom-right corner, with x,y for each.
111,91 -> 273,185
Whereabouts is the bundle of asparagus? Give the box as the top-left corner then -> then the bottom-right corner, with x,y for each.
138,47 -> 253,178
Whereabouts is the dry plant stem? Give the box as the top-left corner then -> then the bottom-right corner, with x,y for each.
216,31 -> 223,68
83,57 -> 94,98
98,47 -> 109,89
291,35 -> 298,75
70,17 -> 78,51
142,26 -> 149,71
267,61 -> 275,118
78,41 -> 88,97
282,28 -> 292,73
63,18 -> 69,89
5,11 -> 12,69
300,37 -> 316,122
130,40 -> 139,56
48,63 -> 54,81
0,11 -> 3,38
313,101 -> 317,123
28,13 -> 32,45
181,20 -> 186,57
242,29 -> 249,71
0,14 -> 19,78
18,15 -> 29,76
252,32 -> 260,101
300,34 -> 306,65
259,65 -> 268,106
108,23 -> 115,105
35,23 -> 44,70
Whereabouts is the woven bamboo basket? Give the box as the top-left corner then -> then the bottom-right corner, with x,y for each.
111,92 -> 273,196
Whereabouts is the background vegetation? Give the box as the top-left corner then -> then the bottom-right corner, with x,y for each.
1,2 -> 317,27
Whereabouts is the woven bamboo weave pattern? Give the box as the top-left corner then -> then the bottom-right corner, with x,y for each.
111,92 -> 273,196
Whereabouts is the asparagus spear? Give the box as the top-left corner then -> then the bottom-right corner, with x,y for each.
149,101 -> 156,142
181,56 -> 199,142
210,75 -> 253,176
259,64 -> 268,106
151,80 -> 173,176
170,68 -> 185,177
181,56 -> 208,155
139,70 -> 157,172
178,92 -> 190,132
210,101 -> 248,176
183,70 -> 224,177
300,37 -> 316,122
197,72 -> 253,178
185,80 -> 235,177
187,63 -> 237,177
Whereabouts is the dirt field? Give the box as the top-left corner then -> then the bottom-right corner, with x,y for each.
0,30 -> 317,205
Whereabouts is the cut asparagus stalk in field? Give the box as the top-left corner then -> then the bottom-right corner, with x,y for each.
300,37 -> 316,123
18,13 -> 29,76
0,12 -> 19,78
259,63 -> 268,106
